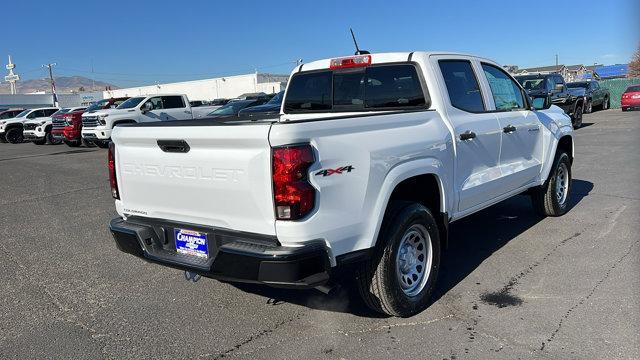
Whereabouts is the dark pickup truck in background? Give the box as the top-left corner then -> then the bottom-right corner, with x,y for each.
566,80 -> 610,113
515,73 -> 584,128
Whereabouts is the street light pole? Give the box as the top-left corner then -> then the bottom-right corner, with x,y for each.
42,63 -> 58,106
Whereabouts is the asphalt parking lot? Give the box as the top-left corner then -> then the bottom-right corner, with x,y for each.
1,109 -> 638,359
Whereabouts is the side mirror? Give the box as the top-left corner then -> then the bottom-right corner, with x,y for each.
141,102 -> 153,113
531,95 -> 551,110
554,84 -> 564,92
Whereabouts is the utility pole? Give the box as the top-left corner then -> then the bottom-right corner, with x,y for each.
555,54 -> 559,67
42,63 -> 58,106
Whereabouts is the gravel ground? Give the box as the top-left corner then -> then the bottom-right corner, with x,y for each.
0,109 -> 638,359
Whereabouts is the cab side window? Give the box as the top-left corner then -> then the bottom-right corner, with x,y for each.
438,60 -> 485,112
28,110 -> 44,118
44,109 -> 58,116
145,97 -> 163,110
162,96 -> 186,109
481,64 -> 525,111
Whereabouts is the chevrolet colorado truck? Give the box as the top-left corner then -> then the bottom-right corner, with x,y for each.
23,107 -> 86,145
81,94 -> 213,148
53,97 -> 129,147
0,107 -> 59,144
108,52 -> 575,317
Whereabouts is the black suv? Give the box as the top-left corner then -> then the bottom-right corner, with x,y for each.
515,74 -> 584,128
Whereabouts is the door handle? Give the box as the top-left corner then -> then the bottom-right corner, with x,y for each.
503,125 -> 517,133
459,130 -> 476,141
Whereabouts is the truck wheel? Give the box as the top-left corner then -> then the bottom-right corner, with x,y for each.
531,151 -> 572,217
64,139 -> 81,147
33,138 -> 46,145
46,131 -> 61,145
0,135 -> 7,143
584,100 -> 592,114
572,105 -> 583,129
5,128 -> 23,144
356,202 -> 441,317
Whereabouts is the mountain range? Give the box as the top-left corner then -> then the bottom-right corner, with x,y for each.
0,76 -> 118,94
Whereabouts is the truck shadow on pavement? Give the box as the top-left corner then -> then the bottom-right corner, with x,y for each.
231,179 -> 594,318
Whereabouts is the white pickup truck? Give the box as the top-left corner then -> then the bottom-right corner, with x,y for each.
81,94 -> 217,148
108,52 -> 574,317
0,107 -> 60,144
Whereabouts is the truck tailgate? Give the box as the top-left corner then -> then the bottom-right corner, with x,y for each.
112,124 -> 275,235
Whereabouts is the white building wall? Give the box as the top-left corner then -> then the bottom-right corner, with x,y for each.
104,73 -> 287,101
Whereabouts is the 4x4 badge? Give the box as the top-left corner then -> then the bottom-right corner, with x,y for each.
315,165 -> 355,177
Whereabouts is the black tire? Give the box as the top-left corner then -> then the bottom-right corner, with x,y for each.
621,107 -> 628,112
602,97 -> 609,110
95,140 -> 110,149
571,104 -> 583,129
5,128 -> 23,144
64,139 -> 81,147
33,138 -> 46,145
584,100 -> 592,114
531,151 -> 572,217
356,202 -> 441,317
81,138 -> 96,147
0,135 -> 7,143
45,131 -> 61,145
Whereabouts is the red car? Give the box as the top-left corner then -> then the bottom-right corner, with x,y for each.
52,97 -> 128,147
621,85 -> 640,111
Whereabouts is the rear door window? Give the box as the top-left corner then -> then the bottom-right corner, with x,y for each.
162,96 -> 186,109
284,64 -> 426,113
438,60 -> 485,112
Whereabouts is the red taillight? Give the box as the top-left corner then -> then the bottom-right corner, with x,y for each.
272,145 -> 315,220
108,142 -> 119,199
329,55 -> 371,69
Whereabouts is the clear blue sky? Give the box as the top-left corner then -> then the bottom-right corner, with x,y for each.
3,0 -> 638,87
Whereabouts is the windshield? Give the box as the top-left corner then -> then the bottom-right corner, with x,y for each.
85,99 -> 110,112
626,85 -> 640,92
117,97 -> 145,109
266,91 -> 284,105
516,77 -> 546,91
208,101 -> 255,116
52,108 -> 71,117
567,82 -> 588,89
15,110 -> 31,118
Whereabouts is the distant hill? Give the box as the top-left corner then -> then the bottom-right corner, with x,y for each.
0,76 -> 118,94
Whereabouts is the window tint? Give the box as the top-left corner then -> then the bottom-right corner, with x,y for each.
481,64 -> 525,111
438,60 -> 485,112
284,64 -> 426,113
44,109 -> 58,116
365,65 -> 426,108
162,96 -> 185,109
28,110 -> 44,118
284,71 -> 332,112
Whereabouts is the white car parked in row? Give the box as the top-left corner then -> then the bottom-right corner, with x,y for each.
107,51 -> 574,317
23,106 -> 87,145
0,107 -> 59,144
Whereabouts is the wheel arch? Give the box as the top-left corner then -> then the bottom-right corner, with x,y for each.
369,159 -> 450,251
112,119 -> 137,127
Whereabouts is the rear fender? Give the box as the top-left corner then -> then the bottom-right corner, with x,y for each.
368,158 -> 449,249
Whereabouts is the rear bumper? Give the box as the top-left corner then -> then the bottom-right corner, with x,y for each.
109,217 -> 331,288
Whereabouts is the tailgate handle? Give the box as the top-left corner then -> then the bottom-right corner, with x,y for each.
157,140 -> 190,153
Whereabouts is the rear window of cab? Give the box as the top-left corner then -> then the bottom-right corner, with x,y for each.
284,64 -> 428,113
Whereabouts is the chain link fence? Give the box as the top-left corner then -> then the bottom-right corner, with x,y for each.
599,78 -> 640,108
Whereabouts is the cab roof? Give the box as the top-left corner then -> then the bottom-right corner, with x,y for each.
294,51 -> 495,73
